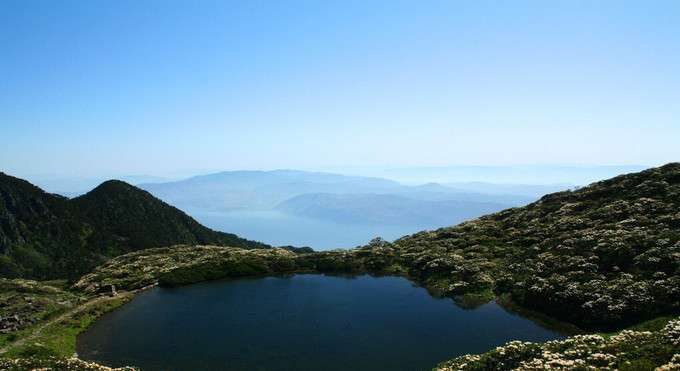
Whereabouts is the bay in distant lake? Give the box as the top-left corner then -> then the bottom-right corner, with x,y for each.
78,274 -> 566,371
188,209 -> 440,250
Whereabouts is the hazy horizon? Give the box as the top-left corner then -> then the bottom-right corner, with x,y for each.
7,163 -> 655,195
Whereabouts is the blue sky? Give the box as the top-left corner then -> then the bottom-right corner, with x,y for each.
1,0 -> 679,178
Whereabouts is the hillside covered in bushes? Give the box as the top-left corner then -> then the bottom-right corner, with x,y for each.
388,162 -> 680,330
0,173 -> 269,280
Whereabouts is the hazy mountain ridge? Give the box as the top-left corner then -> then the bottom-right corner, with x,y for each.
139,170 -> 406,211
139,170 -> 535,229
0,172 -> 268,279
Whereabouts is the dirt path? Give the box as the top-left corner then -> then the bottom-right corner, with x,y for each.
0,284 -> 158,356
0,294 -> 122,355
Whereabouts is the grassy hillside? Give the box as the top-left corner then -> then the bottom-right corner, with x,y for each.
0,173 -> 269,280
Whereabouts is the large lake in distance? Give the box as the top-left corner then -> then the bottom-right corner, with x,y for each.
78,274 -> 566,371
188,209 -> 447,250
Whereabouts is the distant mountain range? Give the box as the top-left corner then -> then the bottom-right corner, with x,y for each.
0,172 -> 268,279
138,170 -> 537,226
139,170 -> 406,211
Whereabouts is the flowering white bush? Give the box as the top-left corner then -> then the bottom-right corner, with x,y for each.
663,319 -> 680,346
0,356 -> 135,370
656,354 -> 680,370
436,316 -> 680,370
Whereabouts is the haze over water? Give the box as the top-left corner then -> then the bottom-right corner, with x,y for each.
189,209 -> 439,250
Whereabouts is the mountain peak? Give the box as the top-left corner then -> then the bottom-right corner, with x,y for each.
83,179 -> 140,194
0,173 -> 269,279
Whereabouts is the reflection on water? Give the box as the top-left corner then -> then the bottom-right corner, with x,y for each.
78,274 -> 565,371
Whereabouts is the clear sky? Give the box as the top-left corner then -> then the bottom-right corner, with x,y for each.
1,0 -> 679,178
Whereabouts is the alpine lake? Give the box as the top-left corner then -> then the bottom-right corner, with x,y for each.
77,274 -> 567,371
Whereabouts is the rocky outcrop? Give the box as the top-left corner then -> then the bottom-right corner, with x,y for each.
0,314 -> 23,334
0,279 -> 80,335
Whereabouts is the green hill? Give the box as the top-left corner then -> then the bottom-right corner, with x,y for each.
0,173 -> 269,280
388,162 -> 680,329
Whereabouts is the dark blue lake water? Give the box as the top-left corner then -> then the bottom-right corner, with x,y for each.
77,274 -> 565,371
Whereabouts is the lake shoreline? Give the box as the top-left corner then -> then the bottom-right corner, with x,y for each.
3,243 -> 678,370
76,274 -> 569,371
1,268 -> 575,370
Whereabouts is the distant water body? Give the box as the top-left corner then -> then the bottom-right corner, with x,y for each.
78,274 -> 565,371
188,209 -> 444,250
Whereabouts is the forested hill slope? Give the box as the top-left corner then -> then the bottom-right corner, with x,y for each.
389,162 -> 680,328
70,180 -> 268,253
0,173 -> 269,279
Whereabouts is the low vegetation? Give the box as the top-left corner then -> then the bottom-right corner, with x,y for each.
0,174 -> 269,280
0,357 -> 134,370
0,279 -> 80,338
0,279 -> 131,361
389,163 -> 680,330
2,163 -> 680,369
74,245 -> 302,291
436,317 -> 680,370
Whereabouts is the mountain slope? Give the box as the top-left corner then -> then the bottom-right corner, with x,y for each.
71,180 -> 266,253
387,162 -> 680,328
0,173 -> 83,278
0,173 -> 268,279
